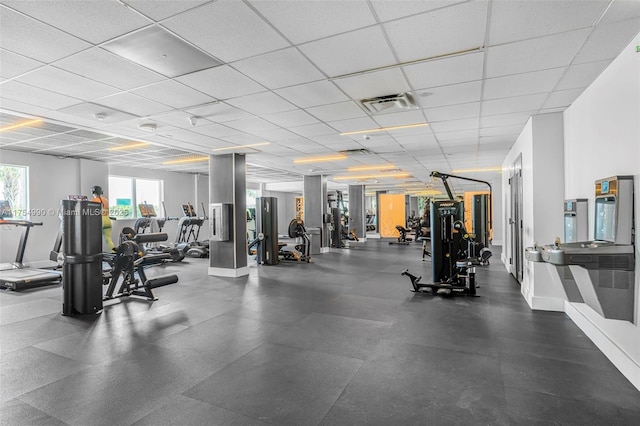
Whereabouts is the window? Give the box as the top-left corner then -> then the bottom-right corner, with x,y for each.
108,176 -> 163,218
0,164 -> 28,219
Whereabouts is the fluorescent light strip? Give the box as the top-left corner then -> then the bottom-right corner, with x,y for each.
0,118 -> 43,132
109,142 -> 150,151
340,123 -> 428,136
333,172 -> 411,181
348,164 -> 396,172
212,142 -> 270,152
162,156 -> 209,165
451,167 -> 502,173
294,154 -> 347,164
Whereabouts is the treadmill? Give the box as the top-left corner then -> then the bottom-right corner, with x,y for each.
0,201 -> 62,290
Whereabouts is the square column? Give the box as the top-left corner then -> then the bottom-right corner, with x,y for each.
348,185 -> 366,241
303,175 -> 329,253
208,153 -> 248,277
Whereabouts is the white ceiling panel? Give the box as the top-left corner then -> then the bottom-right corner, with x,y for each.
250,128 -> 299,142
485,29 -> 591,78
573,19 -> 640,64
333,68 -> 411,101
306,101 -> 367,122
190,123 -> 241,138
435,129 -> 478,142
326,117 -> 379,133
153,111 -> 209,129
222,133 -> 272,146
556,60 -> 610,90
53,48 -> 164,90
480,111 -> 534,128
429,117 -> 480,133
481,93 -> 547,116
185,102 -> 254,123
95,92 -> 172,116
541,88 -> 585,109
56,102 -> 137,124
224,117 -> 280,134
262,110 -> 319,128
403,52 -> 484,90
3,0 -> 150,44
162,1 -> 289,62
289,123 -> 337,138
425,102 -> 480,122
177,66 -> 265,100
395,133 -> 438,146
15,66 -> 120,100
299,26 -> 396,77
0,49 -> 43,79
0,6 -> 91,63
233,48 -> 325,90
226,92 -> 296,116
130,80 -> 214,109
372,110 -> 427,128
249,0 -> 376,44
599,0 -> 640,25
275,80 -> 349,109
479,124 -> 524,138
123,0 -> 210,21
0,81 -> 81,110
370,0 -> 467,22
482,68 -> 565,100
488,0 -> 608,45
384,1 -> 488,62
417,81 -> 482,108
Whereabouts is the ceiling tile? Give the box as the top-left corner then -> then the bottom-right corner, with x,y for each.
299,26 -> 396,77
190,123 -> 240,139
371,0 -> 467,22
289,123 -> 337,138
479,124 -> 523,138
249,128 -> 299,142
226,92 -> 296,116
249,0 -> 376,44
0,49 -> 43,79
3,0 -> 150,44
435,129 -> 478,141
262,110 -> 319,128
425,102 -> 480,122
372,110 -> 426,128
275,80 -> 349,109
221,133 -> 267,146
95,92 -> 172,116
185,102 -> 254,123
482,67 -> 565,100
162,1 -> 289,62
53,48 -> 164,90
429,117 -> 480,133
306,101 -> 367,122
573,19 -> 640,64
481,93 -> 547,116
488,0 -> 608,45
224,117 -> 280,134
480,111 -> 535,128
384,1 -> 488,62
485,28 -> 590,78
599,0 -> 640,24
123,0 -> 209,21
327,117 -> 379,133
177,65 -> 265,100
15,66 -> 120,100
0,81 -> 80,110
130,80 -> 215,109
404,52 -> 484,90
417,80 -> 482,108
333,68 -> 411,101
541,88 -> 585,109
233,48 -> 325,90
0,6 -> 91,63
555,59 -> 610,90
152,111 -> 205,129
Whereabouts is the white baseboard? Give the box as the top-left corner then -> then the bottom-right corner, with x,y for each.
320,247 -> 330,253
565,301 -> 640,391
530,295 -> 565,311
366,233 -> 380,239
208,266 -> 249,277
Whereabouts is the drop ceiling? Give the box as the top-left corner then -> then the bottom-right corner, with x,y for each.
0,0 -> 638,195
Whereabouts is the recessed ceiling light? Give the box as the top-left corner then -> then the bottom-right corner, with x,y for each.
333,172 -> 411,181
109,142 -> 150,151
163,156 -> 209,165
0,118 -> 42,132
102,25 -> 222,78
340,123 -> 428,136
212,142 -> 270,152
294,154 -> 347,164
348,164 -> 396,172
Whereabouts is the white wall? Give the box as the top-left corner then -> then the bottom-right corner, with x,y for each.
0,150 -> 102,262
262,190 -> 300,235
562,33 -> 640,390
501,113 -> 567,310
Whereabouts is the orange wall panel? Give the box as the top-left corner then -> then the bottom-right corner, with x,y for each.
379,194 -> 406,238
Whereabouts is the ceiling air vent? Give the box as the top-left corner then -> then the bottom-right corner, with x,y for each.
339,148 -> 372,156
360,93 -> 417,115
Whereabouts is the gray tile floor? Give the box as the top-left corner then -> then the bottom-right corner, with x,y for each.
1,241 -> 639,425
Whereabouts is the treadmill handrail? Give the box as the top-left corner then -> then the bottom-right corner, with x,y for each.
0,219 -> 43,227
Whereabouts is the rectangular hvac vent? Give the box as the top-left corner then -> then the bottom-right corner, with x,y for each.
360,93 -> 417,114
339,148 -> 371,156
